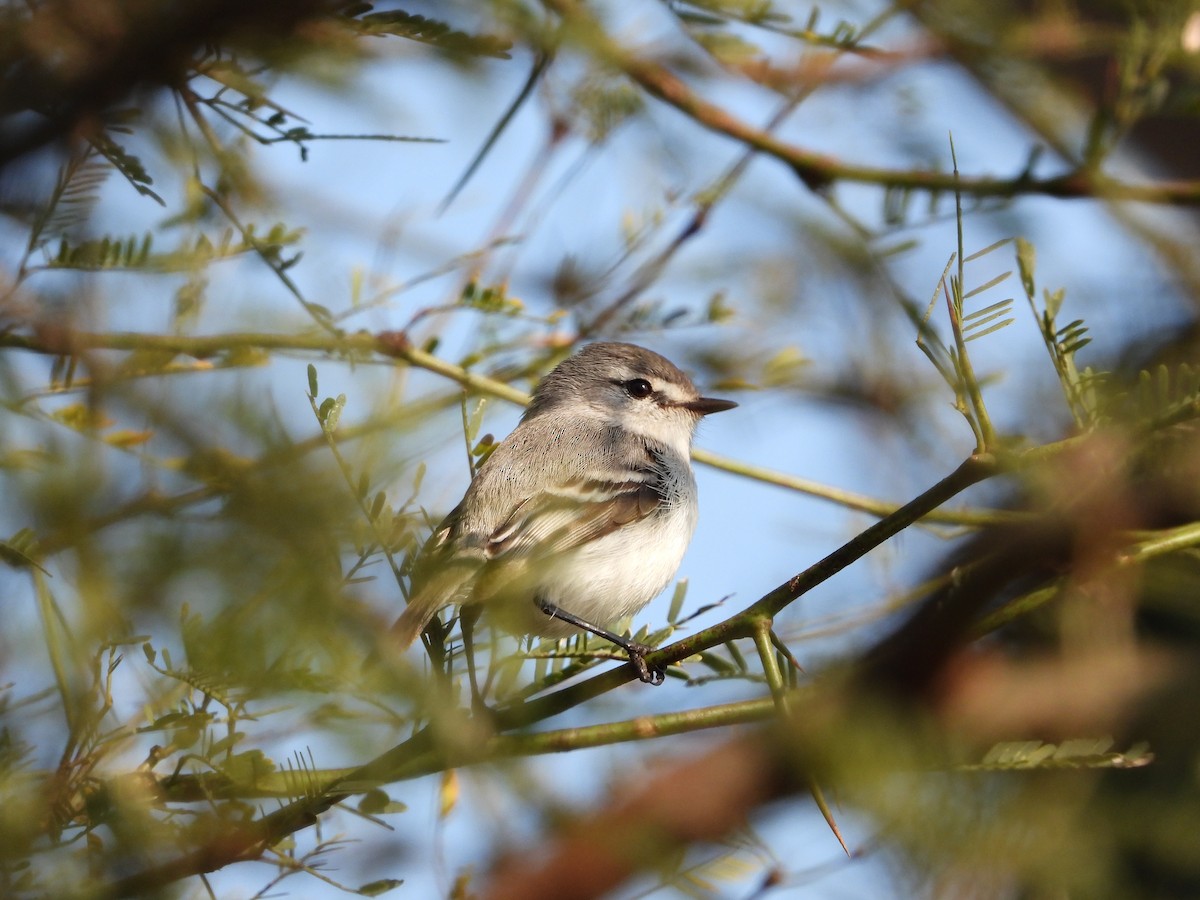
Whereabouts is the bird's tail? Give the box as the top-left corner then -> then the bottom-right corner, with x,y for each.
388,592 -> 443,649
387,557 -> 479,649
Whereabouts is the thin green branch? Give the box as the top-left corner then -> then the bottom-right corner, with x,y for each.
181,88 -> 336,335
199,183 -> 334,334
1120,521 -> 1200,565
307,393 -> 407,593
34,570 -> 77,740
971,583 -> 1061,638
750,614 -> 850,856
694,447 -> 1018,527
584,88 -> 810,336
95,696 -> 775,897
746,454 -> 1000,621
440,50 -> 555,213
0,328 -> 1018,526
969,518 -> 1200,636
752,619 -> 787,710
479,454 -> 1004,733
947,141 -> 996,452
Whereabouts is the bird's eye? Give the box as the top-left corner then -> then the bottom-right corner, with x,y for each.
622,378 -> 654,399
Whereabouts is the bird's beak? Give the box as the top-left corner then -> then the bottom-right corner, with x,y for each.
679,396 -> 738,416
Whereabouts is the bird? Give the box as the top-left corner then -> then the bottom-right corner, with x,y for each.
389,341 -> 736,686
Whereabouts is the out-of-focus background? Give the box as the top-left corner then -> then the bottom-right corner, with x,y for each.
3,1 -> 1200,897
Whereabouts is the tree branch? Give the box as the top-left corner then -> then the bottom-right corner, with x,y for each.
4,326 -> 1012,525
545,0 -> 1200,206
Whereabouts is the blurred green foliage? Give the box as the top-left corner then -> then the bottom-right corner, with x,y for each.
2,1 -> 1200,898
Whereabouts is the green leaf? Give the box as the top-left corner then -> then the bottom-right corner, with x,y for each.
675,9 -> 727,26
324,394 -> 347,433
306,302 -> 334,326
357,879 -> 404,896
726,640 -> 748,672
90,131 -> 165,205
964,319 -> 1012,343
172,724 -> 204,750
964,318 -> 1014,342
104,429 -> 155,449
963,298 -> 1014,323
466,398 -> 489,440
470,434 -> 495,460
689,29 -> 763,65
1044,286 -> 1066,320
0,529 -> 47,573
761,346 -> 808,388
962,270 -> 1012,300
963,237 -> 1013,262
31,152 -> 111,248
459,282 -> 524,315
966,737 -> 1153,771
349,10 -> 512,58
318,394 -> 347,432
307,364 -> 319,397
667,579 -> 689,624
357,788 -> 406,815
208,731 -> 245,757
1016,238 -> 1036,297
51,403 -> 111,432
572,75 -> 646,142
1056,318 -> 1085,339
204,59 -> 271,108
219,749 -> 277,787
318,396 -> 336,423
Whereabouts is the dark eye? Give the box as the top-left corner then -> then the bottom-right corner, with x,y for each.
622,378 -> 653,399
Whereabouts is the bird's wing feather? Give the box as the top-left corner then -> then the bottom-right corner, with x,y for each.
486,474 -> 662,558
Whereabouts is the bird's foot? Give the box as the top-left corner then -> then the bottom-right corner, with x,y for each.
534,597 -> 667,684
626,642 -> 666,685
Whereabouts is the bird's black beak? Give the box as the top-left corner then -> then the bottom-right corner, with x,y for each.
679,396 -> 738,416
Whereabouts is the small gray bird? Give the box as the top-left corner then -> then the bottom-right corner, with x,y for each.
391,342 -> 736,684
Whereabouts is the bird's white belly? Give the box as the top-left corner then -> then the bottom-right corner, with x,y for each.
504,502 -> 697,639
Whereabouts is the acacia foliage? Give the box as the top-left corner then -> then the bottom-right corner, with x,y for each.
2,2 -> 1200,898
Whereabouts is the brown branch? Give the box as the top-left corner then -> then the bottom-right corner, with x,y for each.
545,0 -> 1200,206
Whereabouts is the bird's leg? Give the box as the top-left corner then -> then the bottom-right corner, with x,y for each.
459,604 -> 489,711
535,597 -> 665,685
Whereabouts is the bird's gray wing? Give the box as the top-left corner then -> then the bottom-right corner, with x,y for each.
485,471 -> 663,559
474,419 -> 669,559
